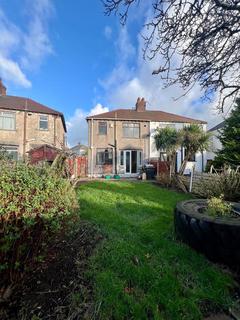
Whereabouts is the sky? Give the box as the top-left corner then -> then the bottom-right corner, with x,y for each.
0,0 -> 225,146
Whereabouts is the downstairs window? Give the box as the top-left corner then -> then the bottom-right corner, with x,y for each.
96,148 -> 113,165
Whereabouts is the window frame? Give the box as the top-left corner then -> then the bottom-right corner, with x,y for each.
98,121 -> 107,135
96,148 -> 113,165
39,114 -> 49,131
0,145 -> 18,160
122,122 -> 140,138
0,111 -> 16,131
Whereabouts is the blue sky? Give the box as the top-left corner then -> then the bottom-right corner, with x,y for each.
0,0 -> 223,145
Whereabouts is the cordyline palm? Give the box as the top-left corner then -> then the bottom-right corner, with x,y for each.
179,124 -> 210,175
154,127 -> 180,177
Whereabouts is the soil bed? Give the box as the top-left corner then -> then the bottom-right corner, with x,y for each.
1,221 -> 103,320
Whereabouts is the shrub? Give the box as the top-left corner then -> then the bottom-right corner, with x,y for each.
0,160 -> 79,294
197,171 -> 240,201
207,195 -> 232,217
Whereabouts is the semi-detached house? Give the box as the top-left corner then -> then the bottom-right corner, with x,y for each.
0,80 -> 66,160
87,97 -> 207,177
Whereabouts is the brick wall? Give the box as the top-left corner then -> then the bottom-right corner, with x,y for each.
0,110 -> 65,159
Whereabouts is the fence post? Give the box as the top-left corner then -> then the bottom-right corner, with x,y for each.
189,169 -> 193,193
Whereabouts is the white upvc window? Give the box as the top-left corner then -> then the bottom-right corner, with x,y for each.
122,122 -> 140,138
39,115 -> 48,130
98,121 -> 107,135
0,111 -> 16,130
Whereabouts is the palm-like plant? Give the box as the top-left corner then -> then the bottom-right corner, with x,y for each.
154,127 -> 180,177
179,124 -> 210,175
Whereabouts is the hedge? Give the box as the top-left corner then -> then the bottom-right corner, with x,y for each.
0,161 -> 79,295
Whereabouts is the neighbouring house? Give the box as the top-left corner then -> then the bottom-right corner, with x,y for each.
86,97 -> 207,177
70,143 -> 88,156
0,79 -> 67,160
206,121 -> 225,162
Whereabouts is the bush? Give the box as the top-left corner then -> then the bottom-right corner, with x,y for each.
0,161 -> 79,294
197,171 -> 240,201
207,195 -> 232,217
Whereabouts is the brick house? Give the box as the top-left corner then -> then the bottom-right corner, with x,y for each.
87,97 -> 207,177
0,80 -> 66,160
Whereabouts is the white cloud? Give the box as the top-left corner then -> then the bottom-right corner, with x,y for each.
0,9 -> 21,56
100,17 -> 225,130
116,27 -> 136,62
104,25 -> 112,40
21,0 -> 54,69
0,0 -> 54,87
99,26 -> 136,91
89,103 -> 109,116
67,104 -> 109,147
0,54 -> 31,88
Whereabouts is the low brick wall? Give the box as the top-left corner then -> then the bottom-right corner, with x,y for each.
181,172 -> 220,194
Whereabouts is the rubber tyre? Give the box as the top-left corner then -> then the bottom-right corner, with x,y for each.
174,199 -> 240,267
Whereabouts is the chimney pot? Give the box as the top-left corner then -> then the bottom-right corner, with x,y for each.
135,97 -> 146,112
0,79 -> 7,96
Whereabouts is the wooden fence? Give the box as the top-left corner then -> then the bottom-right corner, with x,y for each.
68,156 -> 88,178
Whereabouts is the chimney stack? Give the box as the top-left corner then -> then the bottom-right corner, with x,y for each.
0,79 -> 6,96
135,97 -> 146,112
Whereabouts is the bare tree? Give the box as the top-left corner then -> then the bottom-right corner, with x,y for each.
103,0 -> 240,111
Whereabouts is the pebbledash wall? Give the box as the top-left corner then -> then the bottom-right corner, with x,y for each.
0,110 -> 65,159
150,122 -> 208,172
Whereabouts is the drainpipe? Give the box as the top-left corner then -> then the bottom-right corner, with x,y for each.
23,99 -> 27,161
114,112 -> 117,175
91,118 -> 94,177
53,115 -> 56,146
148,122 -> 150,162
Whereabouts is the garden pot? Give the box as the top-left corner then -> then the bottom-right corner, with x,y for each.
174,199 -> 240,267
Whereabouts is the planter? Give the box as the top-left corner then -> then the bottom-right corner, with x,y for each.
174,199 -> 240,267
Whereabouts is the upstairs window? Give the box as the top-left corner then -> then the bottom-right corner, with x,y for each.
98,121 -> 107,135
96,148 -> 113,165
39,115 -> 48,130
123,123 -> 140,138
0,111 -> 16,130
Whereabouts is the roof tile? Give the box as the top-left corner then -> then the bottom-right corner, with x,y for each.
0,95 -> 67,132
86,108 -> 206,124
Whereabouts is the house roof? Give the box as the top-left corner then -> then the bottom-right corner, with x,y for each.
27,144 -> 61,153
70,144 -> 88,150
0,95 -> 67,132
86,108 -> 207,124
208,121 -> 225,132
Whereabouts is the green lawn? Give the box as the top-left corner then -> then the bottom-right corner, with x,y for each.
77,181 -> 233,320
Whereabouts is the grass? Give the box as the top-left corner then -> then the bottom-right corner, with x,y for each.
77,181 -> 234,320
